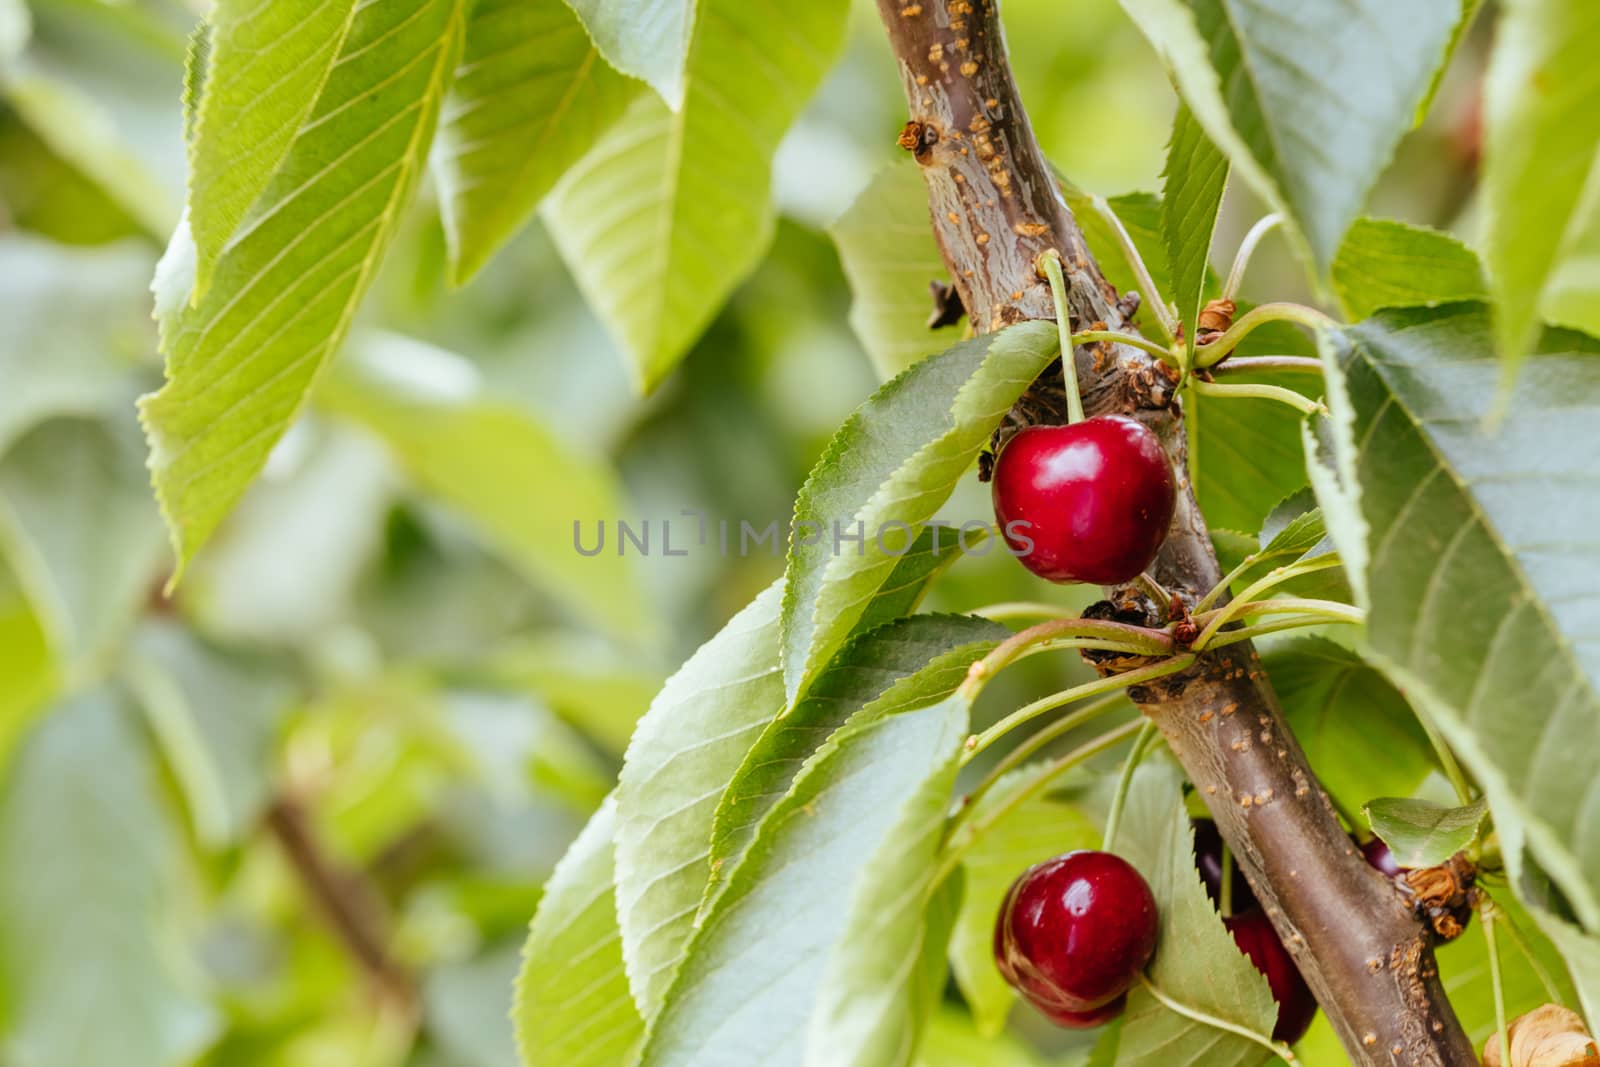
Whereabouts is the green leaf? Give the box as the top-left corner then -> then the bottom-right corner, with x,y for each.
639,694 -> 968,1066
1482,0 -> 1600,368
1365,797 -> 1488,869
0,236 -> 153,456
0,567 -> 53,767
1264,638 -> 1435,816
1316,303 -> 1600,928
183,0 -> 359,296
141,0 -> 467,583
829,158 -> 962,380
707,614 -> 1005,913
947,773 -> 1101,1036
1331,217 -> 1487,321
319,333 -> 649,642
1113,762 -> 1277,1067
1191,368 -> 1308,536
1257,497 -> 1326,557
1121,0 -> 1460,268
0,0 -> 26,67
0,416 -> 167,677
513,796 -> 645,1067
1161,103 -> 1228,344
121,622 -> 294,847
804,768 -> 966,1066
781,320 -> 1059,703
433,0 -> 639,285
0,691 -> 215,1067
543,0 -> 850,390
2,71 -> 175,238
614,581 -> 786,1019
562,0 -> 693,107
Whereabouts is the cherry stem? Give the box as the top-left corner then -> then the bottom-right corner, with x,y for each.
956,693 -> 1128,827
937,718 -> 1146,881
1070,328 -> 1176,363
1135,974 -> 1299,1064
963,653 -> 1196,762
958,617 -> 1176,702
1196,553 -> 1344,620
1209,355 -> 1324,376
1089,196 -> 1178,343
1483,900 -> 1511,1067
1223,213 -> 1283,301
1191,378 -> 1327,417
1194,302 -> 1337,368
1101,720 -> 1159,851
1037,250 -> 1087,424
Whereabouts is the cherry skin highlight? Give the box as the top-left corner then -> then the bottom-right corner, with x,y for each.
991,416 -> 1177,585
993,851 -> 1159,1022
1192,817 -> 1260,916
1225,910 -> 1318,1045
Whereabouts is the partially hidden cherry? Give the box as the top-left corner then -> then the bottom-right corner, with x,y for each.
991,416 -> 1177,585
1361,837 -> 1404,878
994,851 -> 1159,1023
1192,817 -> 1260,916
1225,910 -> 1318,1045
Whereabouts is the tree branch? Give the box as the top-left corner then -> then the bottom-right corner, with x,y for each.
264,794 -> 417,1013
873,3 -> 1475,1063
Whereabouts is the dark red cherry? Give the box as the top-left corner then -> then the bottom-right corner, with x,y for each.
1361,837 -> 1403,878
991,416 -> 1177,585
1192,817 -> 1260,916
1225,911 -> 1318,1045
993,851 -> 1159,1019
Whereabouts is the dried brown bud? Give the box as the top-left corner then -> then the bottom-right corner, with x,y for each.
1198,298 -> 1237,334
1482,1004 -> 1600,1067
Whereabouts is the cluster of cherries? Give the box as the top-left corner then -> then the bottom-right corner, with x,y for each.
994,825 -> 1405,1042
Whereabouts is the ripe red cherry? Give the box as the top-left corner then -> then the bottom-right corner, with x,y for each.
993,851 -> 1159,1021
1192,817 -> 1260,915
991,416 -> 1177,585
1225,911 -> 1318,1045
1038,994 -> 1127,1030
1361,837 -> 1403,878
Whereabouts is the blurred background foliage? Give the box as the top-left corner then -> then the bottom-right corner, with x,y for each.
0,0 -> 1495,1064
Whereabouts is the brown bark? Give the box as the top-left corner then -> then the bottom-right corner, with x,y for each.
873,2 -> 1476,1063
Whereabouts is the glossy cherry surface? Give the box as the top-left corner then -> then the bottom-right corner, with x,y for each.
1225,910 -> 1318,1045
1192,817 -> 1260,916
993,851 -> 1159,1018
991,416 -> 1177,585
